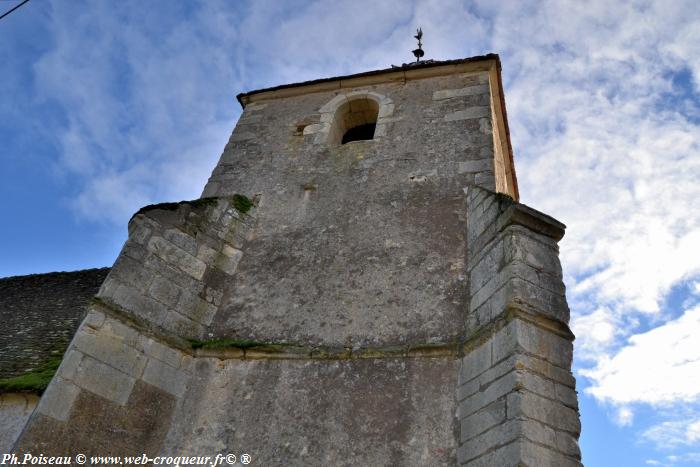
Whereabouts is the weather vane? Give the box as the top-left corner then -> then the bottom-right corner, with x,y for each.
412,28 -> 424,62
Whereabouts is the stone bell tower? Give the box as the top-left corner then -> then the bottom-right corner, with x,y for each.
14,54 -> 582,466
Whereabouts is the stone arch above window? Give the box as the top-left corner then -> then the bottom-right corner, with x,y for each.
303,91 -> 395,145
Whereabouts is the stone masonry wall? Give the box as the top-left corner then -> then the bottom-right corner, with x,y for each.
202,71 -> 495,348
14,192 -> 462,464
14,197 -> 254,456
456,186 -> 581,466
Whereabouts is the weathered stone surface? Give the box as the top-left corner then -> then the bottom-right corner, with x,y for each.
460,399 -> 506,442
433,84 -> 490,100
457,419 -> 519,463
15,381 -> 176,458
143,338 -> 185,369
0,393 -> 38,453
459,340 -> 492,383
492,318 -> 573,369
72,327 -> 147,378
163,357 -> 458,466
458,159 -> 493,174
35,377 -> 80,422
464,439 -> 582,467
459,370 -> 518,418
148,237 -> 207,281
141,358 -> 188,398
507,390 -> 581,434
73,355 -> 136,405
444,107 -> 491,121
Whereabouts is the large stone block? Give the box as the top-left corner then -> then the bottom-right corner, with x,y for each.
464,438 -> 581,467
72,328 -> 147,378
492,318 -> 573,369
142,338 -> 185,369
507,390 -> 581,434
460,399 -> 506,442
147,236 -> 207,281
433,84 -> 490,101
141,358 -> 188,398
148,276 -> 182,308
459,370 -> 517,418
459,339 -> 492,384
445,107 -> 491,121
35,377 -> 80,422
504,228 -> 562,277
457,419 -> 519,464
73,355 -> 136,406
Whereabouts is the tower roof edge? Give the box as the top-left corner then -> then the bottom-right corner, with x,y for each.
236,53 -> 502,108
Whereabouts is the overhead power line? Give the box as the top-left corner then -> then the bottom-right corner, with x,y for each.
0,0 -> 30,22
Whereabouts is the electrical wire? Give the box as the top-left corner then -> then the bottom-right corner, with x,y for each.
0,0 -> 30,22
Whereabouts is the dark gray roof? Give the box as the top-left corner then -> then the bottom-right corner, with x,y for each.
0,268 -> 110,380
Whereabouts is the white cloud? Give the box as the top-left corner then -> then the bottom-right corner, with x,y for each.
581,305 -> 700,406
615,406 -> 635,427
643,419 -> 700,449
571,306 -> 619,360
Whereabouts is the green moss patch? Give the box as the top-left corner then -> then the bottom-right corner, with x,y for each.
189,338 -> 266,350
0,358 -> 62,394
231,194 -> 254,213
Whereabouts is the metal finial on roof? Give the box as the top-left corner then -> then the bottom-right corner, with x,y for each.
412,28 -> 424,62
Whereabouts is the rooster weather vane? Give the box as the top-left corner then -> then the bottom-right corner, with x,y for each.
412,28 -> 425,62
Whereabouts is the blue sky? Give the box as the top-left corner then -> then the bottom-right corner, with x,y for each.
2,1 -> 700,465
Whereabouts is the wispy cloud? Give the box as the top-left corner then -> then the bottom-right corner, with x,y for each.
643,418 -> 700,449
581,304 -> 700,405
473,0 -> 700,458
33,1 -> 245,223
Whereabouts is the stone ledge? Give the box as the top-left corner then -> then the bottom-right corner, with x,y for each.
194,342 -> 461,361
89,299 -> 466,363
496,201 -> 566,242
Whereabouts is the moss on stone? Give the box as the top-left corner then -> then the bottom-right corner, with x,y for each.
0,357 -> 62,394
231,194 -> 254,213
189,338 -> 265,350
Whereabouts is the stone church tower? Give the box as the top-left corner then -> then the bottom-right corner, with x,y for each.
12,54 -> 582,466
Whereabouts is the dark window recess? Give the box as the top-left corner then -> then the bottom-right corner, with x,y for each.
342,123 -> 376,144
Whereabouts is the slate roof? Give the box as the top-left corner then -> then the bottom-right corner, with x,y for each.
0,268 -> 110,379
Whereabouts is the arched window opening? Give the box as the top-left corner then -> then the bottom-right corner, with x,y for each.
330,97 -> 379,145
342,123 -> 375,144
